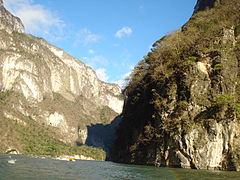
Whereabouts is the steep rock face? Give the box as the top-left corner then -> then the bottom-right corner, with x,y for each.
111,0 -> 240,171
0,0 -> 24,33
0,2 -> 123,153
0,37 -> 122,114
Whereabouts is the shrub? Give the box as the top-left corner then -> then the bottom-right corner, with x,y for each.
213,63 -> 224,71
0,90 -> 12,104
214,94 -> 240,115
235,24 -> 240,36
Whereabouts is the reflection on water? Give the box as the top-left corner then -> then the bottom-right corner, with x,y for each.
0,154 -> 240,180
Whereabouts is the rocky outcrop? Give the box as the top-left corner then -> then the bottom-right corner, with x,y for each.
111,0 -> 240,171
0,0 -> 24,33
0,2 -> 123,152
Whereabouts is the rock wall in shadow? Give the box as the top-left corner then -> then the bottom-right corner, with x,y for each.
85,116 -> 122,159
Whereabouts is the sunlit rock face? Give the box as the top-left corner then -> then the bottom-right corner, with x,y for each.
0,0 -> 24,33
0,1 -> 123,146
0,40 -> 123,114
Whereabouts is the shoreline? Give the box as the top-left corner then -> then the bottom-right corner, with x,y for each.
2,153 -> 100,161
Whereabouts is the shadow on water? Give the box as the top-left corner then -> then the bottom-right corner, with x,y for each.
85,116 -> 122,159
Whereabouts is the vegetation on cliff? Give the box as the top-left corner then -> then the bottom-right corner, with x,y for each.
111,0 -> 240,170
0,0 -> 123,158
0,91 -> 106,160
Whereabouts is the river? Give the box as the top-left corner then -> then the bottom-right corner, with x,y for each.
0,154 -> 240,180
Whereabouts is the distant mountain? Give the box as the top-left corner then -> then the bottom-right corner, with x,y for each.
111,0 -> 240,170
0,0 -> 123,159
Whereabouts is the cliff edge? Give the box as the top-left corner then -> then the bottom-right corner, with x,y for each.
0,0 -> 24,33
111,0 -> 240,171
0,1 -> 123,157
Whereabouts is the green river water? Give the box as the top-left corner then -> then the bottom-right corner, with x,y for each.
0,154 -> 240,180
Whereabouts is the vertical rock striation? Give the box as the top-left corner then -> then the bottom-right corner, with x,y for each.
0,1 -> 123,153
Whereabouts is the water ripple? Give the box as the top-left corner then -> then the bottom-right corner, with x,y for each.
0,154 -> 240,180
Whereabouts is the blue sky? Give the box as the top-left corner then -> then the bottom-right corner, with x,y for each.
5,0 -> 197,87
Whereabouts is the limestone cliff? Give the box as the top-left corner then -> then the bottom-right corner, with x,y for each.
0,0 -> 24,33
0,1 -> 123,155
111,0 -> 240,171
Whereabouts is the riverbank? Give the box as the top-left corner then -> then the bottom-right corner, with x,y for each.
54,154 -> 95,161
2,152 -> 100,162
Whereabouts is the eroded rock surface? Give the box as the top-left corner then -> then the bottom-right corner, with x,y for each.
0,1 -> 123,152
111,0 -> 240,171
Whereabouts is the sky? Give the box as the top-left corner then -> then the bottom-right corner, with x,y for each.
4,0 -> 197,87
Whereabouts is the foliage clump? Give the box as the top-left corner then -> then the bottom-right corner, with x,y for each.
214,94 -> 240,115
0,90 -> 12,104
122,0 -> 240,131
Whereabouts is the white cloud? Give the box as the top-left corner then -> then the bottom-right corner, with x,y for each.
82,55 -> 109,68
81,55 -> 109,82
88,49 -> 95,54
75,28 -> 101,46
4,0 -> 65,41
115,26 -> 133,39
114,71 -> 132,88
96,68 -> 109,82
